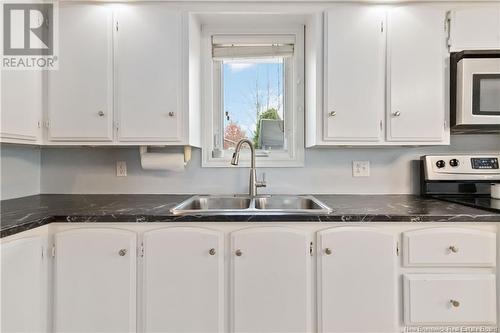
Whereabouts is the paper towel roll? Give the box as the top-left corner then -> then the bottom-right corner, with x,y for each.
140,147 -> 185,172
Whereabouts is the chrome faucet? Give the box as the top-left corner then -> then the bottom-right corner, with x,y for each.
230,138 -> 266,197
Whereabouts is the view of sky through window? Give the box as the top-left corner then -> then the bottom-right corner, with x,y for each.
223,58 -> 285,150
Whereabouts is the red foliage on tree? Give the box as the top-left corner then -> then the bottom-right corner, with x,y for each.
224,122 -> 247,149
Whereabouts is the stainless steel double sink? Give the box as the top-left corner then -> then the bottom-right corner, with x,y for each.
171,195 -> 332,215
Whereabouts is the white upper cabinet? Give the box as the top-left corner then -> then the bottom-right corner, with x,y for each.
1,71 -> 42,143
323,5 -> 385,142
386,6 -> 447,142
54,228 -> 136,333
309,5 -> 448,146
1,236 -> 47,333
317,227 -> 398,333
449,7 -> 500,52
141,227 -> 224,333
231,227 -> 312,333
115,5 -> 183,143
48,4 -> 114,142
44,3 -> 199,146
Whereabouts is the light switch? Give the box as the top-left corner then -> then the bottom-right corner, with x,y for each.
353,161 -> 370,177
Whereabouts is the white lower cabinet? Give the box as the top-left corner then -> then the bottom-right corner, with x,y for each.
4,224 -> 497,333
403,227 -> 497,267
230,227 -> 312,333
1,236 -> 47,333
317,227 -> 398,333
404,274 -> 497,326
53,228 -> 137,333
141,227 -> 224,333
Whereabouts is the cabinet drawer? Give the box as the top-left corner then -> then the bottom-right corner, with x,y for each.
404,274 -> 496,326
402,227 -> 496,267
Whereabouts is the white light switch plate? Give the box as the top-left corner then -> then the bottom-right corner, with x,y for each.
116,161 -> 127,177
353,161 -> 370,177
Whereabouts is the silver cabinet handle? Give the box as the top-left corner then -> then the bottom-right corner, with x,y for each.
449,246 -> 459,253
209,248 -> 216,256
450,299 -> 460,308
324,248 -> 332,255
328,111 -> 337,117
168,112 -> 175,117
392,111 -> 401,117
235,249 -> 242,257
98,111 -> 105,117
118,249 -> 127,256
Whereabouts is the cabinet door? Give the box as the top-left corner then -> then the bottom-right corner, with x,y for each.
231,227 -> 312,333
115,5 -> 182,142
1,71 -> 42,143
450,7 -> 500,51
324,6 -> 385,142
317,227 -> 398,333
141,227 -> 224,333
48,4 -> 113,141
54,228 -> 136,333
1,237 -> 46,332
387,6 -> 446,142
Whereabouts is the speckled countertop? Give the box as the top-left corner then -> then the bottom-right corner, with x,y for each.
1,194 -> 499,238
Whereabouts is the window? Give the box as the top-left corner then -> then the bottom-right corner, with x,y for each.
222,58 -> 285,151
202,28 -> 305,167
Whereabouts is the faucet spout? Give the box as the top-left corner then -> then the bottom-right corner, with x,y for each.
231,139 -> 255,168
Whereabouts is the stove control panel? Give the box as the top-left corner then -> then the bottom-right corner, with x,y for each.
422,154 -> 500,181
471,157 -> 499,170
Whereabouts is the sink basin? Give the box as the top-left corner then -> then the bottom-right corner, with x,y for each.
254,195 -> 327,211
172,196 -> 251,212
171,195 -> 332,215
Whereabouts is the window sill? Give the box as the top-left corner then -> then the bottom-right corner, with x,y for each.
202,156 -> 305,168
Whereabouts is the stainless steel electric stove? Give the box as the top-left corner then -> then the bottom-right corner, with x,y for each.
420,154 -> 500,213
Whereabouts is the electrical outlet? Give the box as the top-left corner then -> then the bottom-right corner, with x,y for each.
353,161 -> 370,177
116,161 -> 127,177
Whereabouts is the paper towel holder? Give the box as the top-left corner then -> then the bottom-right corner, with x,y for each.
139,146 -> 192,165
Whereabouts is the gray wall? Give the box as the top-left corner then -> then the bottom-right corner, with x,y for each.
1,144 -> 41,200
39,134 -> 500,195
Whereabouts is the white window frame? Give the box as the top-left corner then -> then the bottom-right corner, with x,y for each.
201,24 -> 305,167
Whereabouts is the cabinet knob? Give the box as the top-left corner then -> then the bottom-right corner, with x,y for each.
450,299 -> 460,308
392,111 -> 401,117
168,111 -> 176,117
118,249 -> 127,256
209,248 -> 216,256
235,249 -> 243,257
448,245 -> 459,253
328,111 -> 337,117
324,248 -> 332,255
98,111 -> 105,117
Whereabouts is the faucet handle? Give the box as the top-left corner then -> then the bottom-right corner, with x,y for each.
257,172 -> 267,188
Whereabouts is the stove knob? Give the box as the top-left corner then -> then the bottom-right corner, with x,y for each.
436,160 -> 446,168
449,159 -> 459,167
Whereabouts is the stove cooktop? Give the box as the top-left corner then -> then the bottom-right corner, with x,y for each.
431,195 -> 500,214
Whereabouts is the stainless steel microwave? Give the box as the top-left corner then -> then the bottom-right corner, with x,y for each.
451,50 -> 500,133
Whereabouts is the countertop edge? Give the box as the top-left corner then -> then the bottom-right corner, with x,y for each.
3,213 -> 500,238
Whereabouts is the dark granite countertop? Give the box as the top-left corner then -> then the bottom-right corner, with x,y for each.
1,194 -> 499,238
